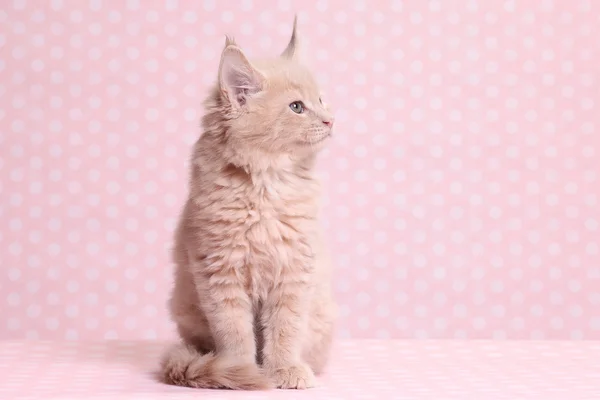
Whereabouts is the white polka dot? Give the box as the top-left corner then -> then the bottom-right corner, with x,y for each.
586,243 -> 599,255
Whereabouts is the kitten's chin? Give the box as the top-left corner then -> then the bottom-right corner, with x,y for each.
294,133 -> 331,151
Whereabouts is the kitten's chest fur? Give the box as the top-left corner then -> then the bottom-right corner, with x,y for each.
189,161 -> 320,302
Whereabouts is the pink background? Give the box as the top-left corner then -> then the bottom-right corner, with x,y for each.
1,1 -> 599,341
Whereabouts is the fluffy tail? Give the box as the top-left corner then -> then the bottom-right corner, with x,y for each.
160,343 -> 271,390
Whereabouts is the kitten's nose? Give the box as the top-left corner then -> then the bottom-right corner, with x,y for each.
323,119 -> 334,128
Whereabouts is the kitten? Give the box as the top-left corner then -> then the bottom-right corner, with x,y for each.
160,17 -> 337,390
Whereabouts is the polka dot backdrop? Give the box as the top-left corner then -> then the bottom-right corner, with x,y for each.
1,1 -> 599,341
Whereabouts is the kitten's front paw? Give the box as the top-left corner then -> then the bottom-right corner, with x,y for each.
269,363 -> 315,389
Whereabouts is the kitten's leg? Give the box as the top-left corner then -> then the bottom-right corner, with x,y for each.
302,239 -> 336,375
164,255 -> 271,390
193,262 -> 257,365
261,281 -> 315,389
302,296 -> 335,375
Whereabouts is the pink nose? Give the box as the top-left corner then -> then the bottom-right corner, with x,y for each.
323,120 -> 334,127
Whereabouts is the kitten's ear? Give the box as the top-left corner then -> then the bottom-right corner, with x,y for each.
218,43 -> 265,108
281,15 -> 300,59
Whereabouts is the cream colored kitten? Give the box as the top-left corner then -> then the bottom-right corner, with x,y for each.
160,17 -> 337,390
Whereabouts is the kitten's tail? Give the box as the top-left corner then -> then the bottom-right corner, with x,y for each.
160,343 -> 271,390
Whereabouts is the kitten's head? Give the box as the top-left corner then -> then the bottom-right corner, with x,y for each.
215,17 -> 334,157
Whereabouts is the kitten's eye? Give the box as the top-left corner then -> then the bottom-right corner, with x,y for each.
289,101 -> 304,114
319,97 -> 323,104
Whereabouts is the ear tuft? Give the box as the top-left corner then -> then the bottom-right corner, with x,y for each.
218,46 -> 265,108
281,15 -> 299,59
224,35 -> 237,48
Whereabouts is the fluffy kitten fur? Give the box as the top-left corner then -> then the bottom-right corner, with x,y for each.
160,17 -> 337,390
